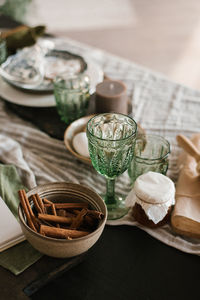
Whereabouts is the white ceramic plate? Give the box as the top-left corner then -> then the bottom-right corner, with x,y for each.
0,49 -> 88,92
0,61 -> 103,107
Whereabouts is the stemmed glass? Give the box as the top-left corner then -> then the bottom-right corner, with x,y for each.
87,113 -> 137,220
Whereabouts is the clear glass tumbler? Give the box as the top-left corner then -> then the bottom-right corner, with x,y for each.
54,73 -> 90,125
128,134 -> 170,184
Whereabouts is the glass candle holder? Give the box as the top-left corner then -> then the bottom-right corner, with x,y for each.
54,73 -> 90,125
128,134 -> 170,184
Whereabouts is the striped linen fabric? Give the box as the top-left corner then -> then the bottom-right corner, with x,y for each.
0,37 -> 199,255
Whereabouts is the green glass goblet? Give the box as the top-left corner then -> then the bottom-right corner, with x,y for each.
87,113 -> 137,220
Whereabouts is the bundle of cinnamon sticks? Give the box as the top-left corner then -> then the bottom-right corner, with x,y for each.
18,189 -> 104,240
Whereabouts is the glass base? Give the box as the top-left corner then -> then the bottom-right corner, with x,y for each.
101,194 -> 130,220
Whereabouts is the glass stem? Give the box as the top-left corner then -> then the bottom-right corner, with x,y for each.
105,178 -> 116,205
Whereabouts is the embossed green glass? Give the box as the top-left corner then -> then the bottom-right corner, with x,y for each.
54,73 -> 90,125
87,113 -> 137,220
128,134 -> 170,184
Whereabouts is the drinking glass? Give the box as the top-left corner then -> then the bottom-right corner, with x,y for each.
128,134 -> 170,184
54,73 -> 90,125
87,113 -> 137,220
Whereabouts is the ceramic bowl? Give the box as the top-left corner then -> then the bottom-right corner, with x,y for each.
18,182 -> 107,258
64,114 -> 145,165
64,115 -> 94,165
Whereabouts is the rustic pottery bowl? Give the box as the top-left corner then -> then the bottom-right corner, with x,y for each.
64,115 -> 95,165
18,182 -> 107,258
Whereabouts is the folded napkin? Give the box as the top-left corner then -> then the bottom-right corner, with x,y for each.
171,134 -> 200,238
0,240 -> 41,275
0,134 -> 42,275
0,164 -> 26,219
1,25 -> 46,53
0,134 -> 36,189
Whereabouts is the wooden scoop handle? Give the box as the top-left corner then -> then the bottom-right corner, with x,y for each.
176,134 -> 200,162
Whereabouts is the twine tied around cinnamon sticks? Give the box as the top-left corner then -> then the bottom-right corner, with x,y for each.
18,190 -> 104,240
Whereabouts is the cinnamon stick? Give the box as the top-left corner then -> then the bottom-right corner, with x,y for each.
44,203 -> 89,209
18,190 -> 37,232
70,208 -> 88,229
43,198 -> 53,205
73,208 -> 104,220
23,190 -> 40,231
38,213 -> 73,224
40,225 -> 90,239
84,215 -> 97,228
51,203 -> 60,228
31,194 -> 43,214
19,191 -> 103,239
21,190 -> 35,219
87,210 -> 104,220
35,193 -> 45,213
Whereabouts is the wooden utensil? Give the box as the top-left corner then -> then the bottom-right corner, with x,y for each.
176,134 -> 200,172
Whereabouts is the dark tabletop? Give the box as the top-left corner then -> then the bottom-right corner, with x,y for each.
0,225 -> 199,300
0,14 -> 199,300
31,225 -> 199,300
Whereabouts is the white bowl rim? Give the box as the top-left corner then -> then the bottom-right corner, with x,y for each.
63,114 -> 95,165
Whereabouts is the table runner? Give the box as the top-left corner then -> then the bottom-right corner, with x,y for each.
0,37 -> 200,255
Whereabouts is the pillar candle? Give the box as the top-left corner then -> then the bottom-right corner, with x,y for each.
95,80 -> 128,114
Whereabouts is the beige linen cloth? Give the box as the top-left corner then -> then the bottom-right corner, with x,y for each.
0,37 -> 200,256
171,134 -> 200,238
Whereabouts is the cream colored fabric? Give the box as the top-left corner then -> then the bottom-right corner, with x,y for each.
0,37 -> 200,255
128,172 -> 175,204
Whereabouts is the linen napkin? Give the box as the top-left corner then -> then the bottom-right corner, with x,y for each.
0,134 -> 36,189
171,133 -> 200,238
0,164 -> 26,220
0,134 -> 42,275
